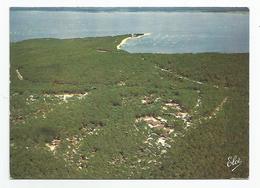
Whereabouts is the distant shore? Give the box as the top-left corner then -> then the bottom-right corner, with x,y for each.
116,33 -> 151,50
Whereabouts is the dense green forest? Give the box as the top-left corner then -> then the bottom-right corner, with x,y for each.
10,35 -> 248,179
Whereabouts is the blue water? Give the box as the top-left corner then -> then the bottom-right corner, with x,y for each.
10,8 -> 249,53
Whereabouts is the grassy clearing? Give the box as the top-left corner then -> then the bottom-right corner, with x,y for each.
10,35 -> 248,179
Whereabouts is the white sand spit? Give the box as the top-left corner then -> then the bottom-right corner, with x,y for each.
117,33 -> 151,50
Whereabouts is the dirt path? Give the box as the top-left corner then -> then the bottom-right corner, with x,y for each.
155,65 -> 203,85
202,96 -> 228,121
210,97 -> 229,118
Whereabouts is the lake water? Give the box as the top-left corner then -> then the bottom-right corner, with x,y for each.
10,8 -> 249,53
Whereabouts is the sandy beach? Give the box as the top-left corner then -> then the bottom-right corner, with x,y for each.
117,33 -> 151,50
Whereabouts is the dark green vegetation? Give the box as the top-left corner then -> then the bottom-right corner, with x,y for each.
10,35 -> 249,179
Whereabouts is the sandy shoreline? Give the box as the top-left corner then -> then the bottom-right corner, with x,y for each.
117,33 -> 151,50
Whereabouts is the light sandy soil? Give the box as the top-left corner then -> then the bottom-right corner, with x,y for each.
44,92 -> 88,103
16,69 -> 23,80
45,138 -> 61,153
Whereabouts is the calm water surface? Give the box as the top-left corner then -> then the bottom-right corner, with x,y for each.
10,9 -> 249,53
